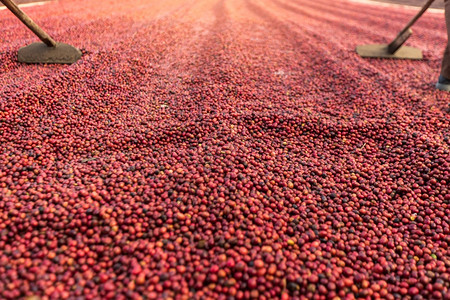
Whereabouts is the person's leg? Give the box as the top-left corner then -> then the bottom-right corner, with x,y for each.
437,0 -> 450,90
440,0 -> 450,79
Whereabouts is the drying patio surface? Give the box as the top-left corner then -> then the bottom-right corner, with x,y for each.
0,0 -> 449,299
1,0 -> 446,8
370,0 -> 444,9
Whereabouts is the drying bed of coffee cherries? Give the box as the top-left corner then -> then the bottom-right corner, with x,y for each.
0,0 -> 449,299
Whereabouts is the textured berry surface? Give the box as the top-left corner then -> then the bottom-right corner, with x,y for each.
0,0 -> 449,299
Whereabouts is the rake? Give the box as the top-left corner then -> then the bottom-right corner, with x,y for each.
1,0 -> 81,64
356,0 -> 435,60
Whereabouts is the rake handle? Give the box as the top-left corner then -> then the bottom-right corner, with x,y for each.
398,0 -> 435,32
387,0 -> 435,53
1,0 -> 57,47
